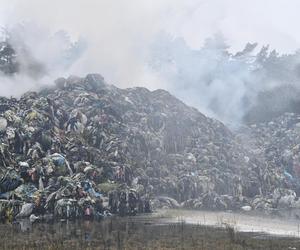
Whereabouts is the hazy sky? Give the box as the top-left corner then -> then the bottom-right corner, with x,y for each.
1,0 -> 300,52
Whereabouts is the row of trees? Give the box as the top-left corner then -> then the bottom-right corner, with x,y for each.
0,27 -> 86,79
148,33 -> 300,124
0,39 -> 19,75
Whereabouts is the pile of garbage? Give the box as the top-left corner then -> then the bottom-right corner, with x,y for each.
237,113 -> 300,209
0,74 -> 296,221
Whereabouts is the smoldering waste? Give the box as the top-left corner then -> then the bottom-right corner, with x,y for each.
0,74 -> 297,221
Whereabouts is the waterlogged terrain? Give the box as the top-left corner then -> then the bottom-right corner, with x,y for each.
166,209 -> 300,237
1,210 -> 300,249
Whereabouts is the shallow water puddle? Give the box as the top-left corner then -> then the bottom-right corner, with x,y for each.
163,209 -> 300,237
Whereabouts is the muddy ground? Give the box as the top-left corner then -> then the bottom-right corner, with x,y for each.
1,210 -> 300,249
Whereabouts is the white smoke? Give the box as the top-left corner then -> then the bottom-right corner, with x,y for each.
1,0 -> 300,124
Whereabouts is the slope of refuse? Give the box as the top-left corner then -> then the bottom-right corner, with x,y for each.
237,113 -> 300,210
0,74 -> 294,221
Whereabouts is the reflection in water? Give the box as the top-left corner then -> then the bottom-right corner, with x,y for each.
166,209 -> 300,237
19,219 -> 32,232
7,209 -> 300,237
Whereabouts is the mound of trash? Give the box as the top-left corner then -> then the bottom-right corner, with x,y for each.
237,113 -> 300,210
0,74 -> 295,221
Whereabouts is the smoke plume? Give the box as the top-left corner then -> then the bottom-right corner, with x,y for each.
1,0 -> 300,124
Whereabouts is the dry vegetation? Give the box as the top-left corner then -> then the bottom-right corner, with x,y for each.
0,216 -> 300,250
